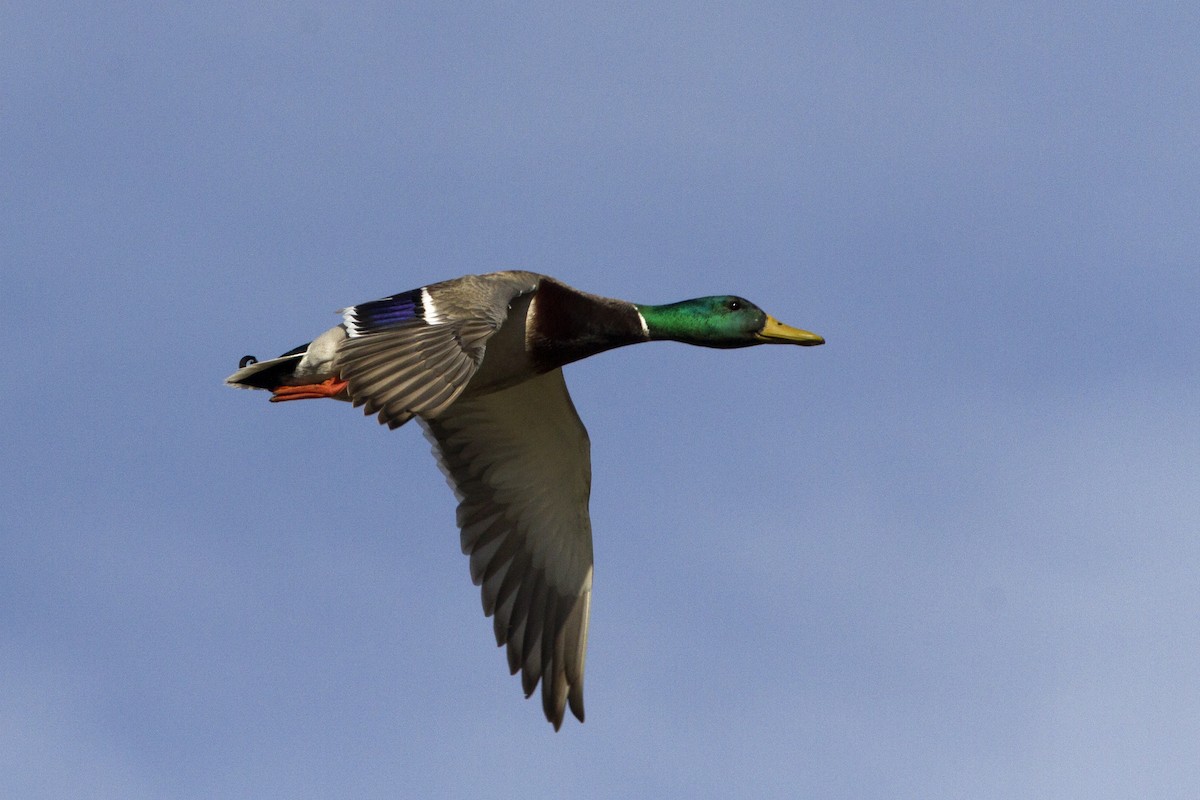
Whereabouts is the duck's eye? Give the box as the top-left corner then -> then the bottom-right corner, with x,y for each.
726,299 -> 742,311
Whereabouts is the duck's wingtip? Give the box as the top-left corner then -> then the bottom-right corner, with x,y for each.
568,685 -> 585,724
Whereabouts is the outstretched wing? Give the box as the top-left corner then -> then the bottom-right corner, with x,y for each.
334,272 -> 540,429
421,368 -> 594,729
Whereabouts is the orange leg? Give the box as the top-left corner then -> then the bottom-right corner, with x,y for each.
270,377 -> 350,403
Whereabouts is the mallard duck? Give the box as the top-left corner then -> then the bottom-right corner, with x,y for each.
226,271 -> 823,729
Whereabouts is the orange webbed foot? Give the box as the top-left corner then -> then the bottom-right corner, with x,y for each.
270,377 -> 349,403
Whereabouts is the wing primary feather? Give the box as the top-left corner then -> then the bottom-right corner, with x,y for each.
492,584 -> 518,647
491,543 -> 532,631
474,528 -> 523,589
539,592 -> 564,721
460,506 -> 504,549
506,567 -> 540,676
464,517 -> 508,584
565,589 -> 590,722
521,577 -> 549,672
506,616 -> 527,675
545,610 -> 570,728
480,559 -> 512,616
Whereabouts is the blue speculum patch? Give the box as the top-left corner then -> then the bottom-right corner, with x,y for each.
347,289 -> 424,333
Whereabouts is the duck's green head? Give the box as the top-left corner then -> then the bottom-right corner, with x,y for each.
635,296 -> 824,349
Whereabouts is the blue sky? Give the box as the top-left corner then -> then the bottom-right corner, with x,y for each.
4,3 -> 1198,797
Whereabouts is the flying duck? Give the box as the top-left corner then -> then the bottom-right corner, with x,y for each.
225,271 -> 823,728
